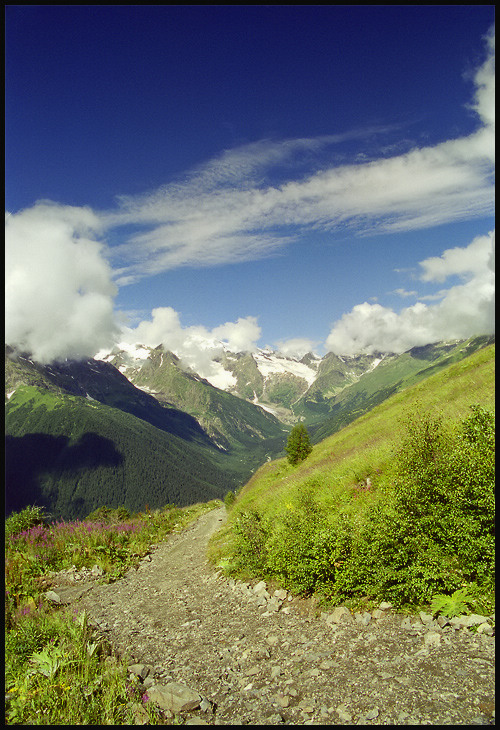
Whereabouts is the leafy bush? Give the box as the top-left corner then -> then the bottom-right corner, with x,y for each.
227,405 -> 494,610
224,490 -> 236,510
5,505 -> 48,540
85,505 -> 131,523
334,406 -> 495,607
231,510 -> 269,574
265,487 -> 343,594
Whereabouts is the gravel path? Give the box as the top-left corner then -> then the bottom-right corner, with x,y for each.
69,507 -> 495,725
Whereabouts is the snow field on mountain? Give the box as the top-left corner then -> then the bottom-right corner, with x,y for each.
252,351 -> 319,385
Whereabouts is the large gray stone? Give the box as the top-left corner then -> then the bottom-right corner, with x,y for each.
476,622 -> 494,635
45,590 -> 61,604
147,682 -> 201,713
450,614 -> 489,629
419,611 -> 433,624
355,611 -> 372,626
274,589 -> 288,601
45,584 -> 93,605
424,631 -> 441,647
266,597 -> 282,612
253,580 -> 267,595
330,606 -> 352,624
128,663 -> 151,681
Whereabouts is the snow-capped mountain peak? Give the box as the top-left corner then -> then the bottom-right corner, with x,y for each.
252,349 -> 319,386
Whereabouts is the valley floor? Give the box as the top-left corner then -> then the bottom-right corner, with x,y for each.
55,508 -> 494,725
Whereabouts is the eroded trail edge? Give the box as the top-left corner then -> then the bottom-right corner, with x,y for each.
71,507 -> 495,725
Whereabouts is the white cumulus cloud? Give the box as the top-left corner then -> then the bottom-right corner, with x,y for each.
418,231 -> 494,283
5,202 -> 119,363
118,307 -> 261,381
274,338 -> 319,359
325,230 -> 495,355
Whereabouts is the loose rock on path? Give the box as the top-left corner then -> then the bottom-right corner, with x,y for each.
62,507 -> 495,725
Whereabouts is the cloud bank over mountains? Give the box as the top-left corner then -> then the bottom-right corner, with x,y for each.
116,308 -> 262,382
5,26 -> 495,365
326,230 -> 495,356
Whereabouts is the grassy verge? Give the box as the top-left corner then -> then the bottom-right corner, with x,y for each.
5,499 -> 221,725
209,347 -> 495,616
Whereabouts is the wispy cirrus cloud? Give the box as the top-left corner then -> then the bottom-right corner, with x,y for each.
104,26 -> 494,285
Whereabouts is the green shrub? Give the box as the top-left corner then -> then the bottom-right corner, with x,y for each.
5,505 -> 48,540
85,505 -> 131,523
222,405 -> 494,611
224,490 -> 236,510
265,487 -> 333,593
231,510 -> 269,574
337,406 -> 495,607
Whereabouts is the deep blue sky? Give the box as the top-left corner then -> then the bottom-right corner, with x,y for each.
5,6 -> 495,360
6,5 -> 492,210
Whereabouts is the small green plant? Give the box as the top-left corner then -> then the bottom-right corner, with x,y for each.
86,505 -> 131,523
430,587 -> 473,617
224,490 -> 236,510
5,505 -> 48,540
30,644 -> 70,679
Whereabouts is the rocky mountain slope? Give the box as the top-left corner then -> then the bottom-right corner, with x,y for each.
5,334 -> 494,519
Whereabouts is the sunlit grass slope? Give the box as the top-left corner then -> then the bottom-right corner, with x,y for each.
209,344 -> 494,611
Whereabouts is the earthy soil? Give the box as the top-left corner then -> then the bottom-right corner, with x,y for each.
59,507 -> 494,725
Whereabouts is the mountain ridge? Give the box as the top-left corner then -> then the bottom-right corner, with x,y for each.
5,334 -> 494,520
93,334 -> 495,427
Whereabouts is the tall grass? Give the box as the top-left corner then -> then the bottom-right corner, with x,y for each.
5,500 -> 221,725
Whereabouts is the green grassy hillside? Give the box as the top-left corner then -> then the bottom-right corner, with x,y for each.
296,336 -> 495,438
5,386 -> 234,520
209,343 -> 495,611
5,348 -> 289,521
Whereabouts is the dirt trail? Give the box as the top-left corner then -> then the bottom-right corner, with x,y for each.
72,506 -> 494,725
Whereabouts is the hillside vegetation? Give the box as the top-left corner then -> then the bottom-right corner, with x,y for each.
4,343 -> 495,724
209,344 -> 495,611
5,350 -> 287,520
121,348 -> 287,455
296,335 -> 495,437
5,386 -> 233,520
5,500 -> 221,724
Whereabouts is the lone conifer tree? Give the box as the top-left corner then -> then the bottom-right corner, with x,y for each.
285,422 -> 313,465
